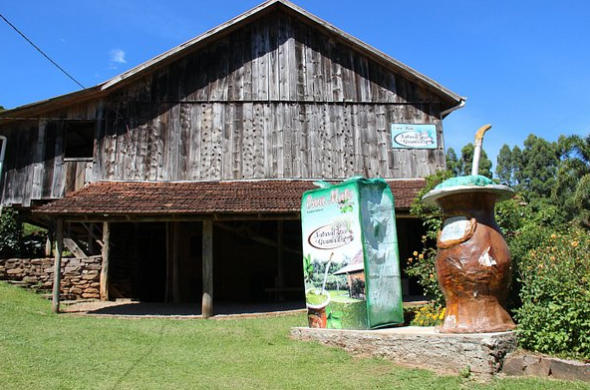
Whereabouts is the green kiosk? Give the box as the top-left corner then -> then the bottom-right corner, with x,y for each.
301,177 -> 404,329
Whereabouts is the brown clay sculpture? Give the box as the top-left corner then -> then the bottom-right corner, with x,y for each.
422,125 -> 516,333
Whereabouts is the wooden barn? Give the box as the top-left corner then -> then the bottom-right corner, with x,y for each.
0,0 -> 464,315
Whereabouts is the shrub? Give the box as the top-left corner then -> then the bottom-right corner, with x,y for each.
0,207 -> 23,258
0,207 -> 47,259
405,242 -> 444,307
404,170 -> 451,308
405,303 -> 445,327
515,226 -> 590,360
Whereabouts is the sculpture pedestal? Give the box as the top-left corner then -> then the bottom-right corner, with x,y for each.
291,326 -> 517,378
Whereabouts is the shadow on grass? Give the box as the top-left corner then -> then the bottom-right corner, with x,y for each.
86,301 -> 306,317
109,323 -> 167,390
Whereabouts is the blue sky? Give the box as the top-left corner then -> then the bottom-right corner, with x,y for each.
1,0 -> 589,167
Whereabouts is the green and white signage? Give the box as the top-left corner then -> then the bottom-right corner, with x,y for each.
301,177 -> 404,330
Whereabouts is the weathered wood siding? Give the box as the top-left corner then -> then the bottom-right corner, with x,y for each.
0,104 -> 96,206
94,10 -> 444,182
94,101 -> 442,181
0,9 -> 446,207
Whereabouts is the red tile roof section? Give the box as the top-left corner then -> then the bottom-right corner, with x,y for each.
34,180 -> 425,216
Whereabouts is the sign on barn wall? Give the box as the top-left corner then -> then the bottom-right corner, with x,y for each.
390,124 -> 437,149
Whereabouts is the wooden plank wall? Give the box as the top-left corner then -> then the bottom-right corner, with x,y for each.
0,103 -> 97,206
95,102 -> 443,182
94,10 -> 444,182
0,9 -> 446,207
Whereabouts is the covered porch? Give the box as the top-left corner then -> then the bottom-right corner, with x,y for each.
33,179 -> 426,317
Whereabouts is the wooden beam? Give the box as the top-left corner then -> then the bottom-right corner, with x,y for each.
45,230 -> 53,257
52,219 -> 63,313
202,219 -> 213,318
31,212 -> 302,223
172,222 -> 181,303
100,222 -> 110,301
63,237 -> 88,258
87,223 -> 94,255
277,220 -> 285,302
165,222 -> 171,302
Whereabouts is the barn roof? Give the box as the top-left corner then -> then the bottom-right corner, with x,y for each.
33,179 -> 425,220
1,0 -> 464,119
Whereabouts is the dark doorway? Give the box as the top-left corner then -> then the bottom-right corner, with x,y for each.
213,220 -> 304,304
109,222 -> 167,301
108,220 -> 306,305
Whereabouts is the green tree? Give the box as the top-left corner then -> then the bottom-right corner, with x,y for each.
511,145 -> 523,186
519,134 -> 559,201
446,144 -> 492,178
445,148 -> 460,176
0,208 -> 23,258
458,143 -> 493,178
554,134 -> 590,227
495,144 -> 513,185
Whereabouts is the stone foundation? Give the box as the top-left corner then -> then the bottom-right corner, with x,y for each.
0,256 -> 102,300
290,326 -> 517,378
502,353 -> 590,382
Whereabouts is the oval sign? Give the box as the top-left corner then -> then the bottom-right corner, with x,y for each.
308,223 -> 354,250
393,131 -> 435,148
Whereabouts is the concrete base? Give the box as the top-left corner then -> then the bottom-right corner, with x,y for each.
290,326 -> 517,378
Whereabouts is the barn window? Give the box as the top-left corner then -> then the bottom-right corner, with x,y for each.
64,121 -> 95,160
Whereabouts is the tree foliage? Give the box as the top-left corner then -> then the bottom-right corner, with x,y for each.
0,208 -> 23,258
404,169 -> 452,307
515,226 -> 590,360
519,134 -> 560,201
495,144 -> 514,185
445,147 -> 460,177
445,144 -> 492,178
0,208 -> 47,259
554,134 -> 590,227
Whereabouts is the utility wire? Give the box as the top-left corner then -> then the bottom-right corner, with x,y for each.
0,12 -> 85,89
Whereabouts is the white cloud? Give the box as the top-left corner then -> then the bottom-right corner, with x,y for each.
109,49 -> 127,64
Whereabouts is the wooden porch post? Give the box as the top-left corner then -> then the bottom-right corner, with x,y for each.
165,222 -> 171,302
45,230 -> 53,257
172,222 -> 181,303
100,222 -> 110,301
52,219 -> 64,313
277,220 -> 285,302
202,219 -> 213,318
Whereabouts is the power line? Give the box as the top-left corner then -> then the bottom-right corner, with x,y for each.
0,12 -> 85,89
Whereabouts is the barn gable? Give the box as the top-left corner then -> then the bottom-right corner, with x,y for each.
0,0 -> 463,208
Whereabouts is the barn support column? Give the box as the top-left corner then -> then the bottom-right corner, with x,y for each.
171,222 -> 181,303
52,219 -> 64,313
100,222 -> 110,301
45,230 -> 53,257
277,220 -> 285,302
165,223 -> 171,302
202,219 -> 213,318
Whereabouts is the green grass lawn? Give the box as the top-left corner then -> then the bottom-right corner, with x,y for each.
1,282 -> 588,390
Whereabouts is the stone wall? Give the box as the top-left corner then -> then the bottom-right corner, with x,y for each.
291,326 -> 517,378
502,353 -> 590,382
0,256 -> 102,300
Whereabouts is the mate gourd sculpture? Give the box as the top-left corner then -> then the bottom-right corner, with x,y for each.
422,125 -> 516,333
